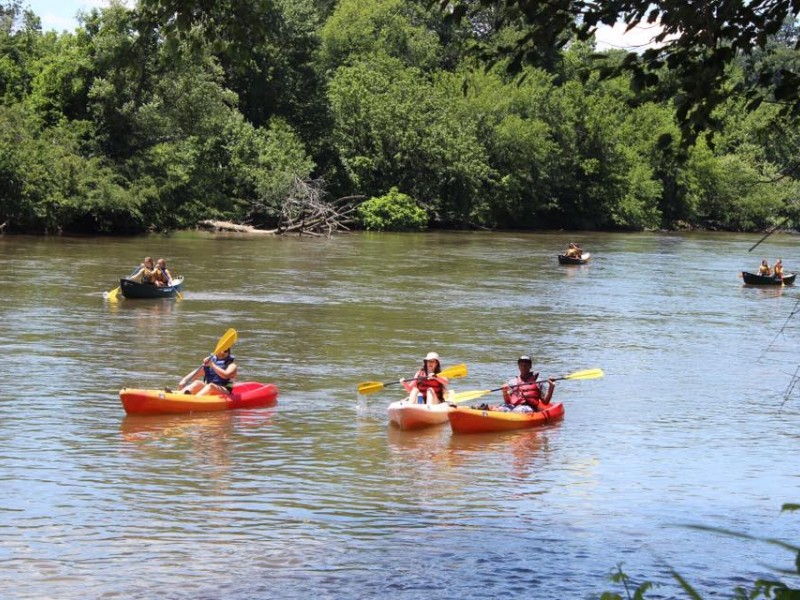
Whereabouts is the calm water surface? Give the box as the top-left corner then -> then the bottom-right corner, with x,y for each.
1,231 -> 799,599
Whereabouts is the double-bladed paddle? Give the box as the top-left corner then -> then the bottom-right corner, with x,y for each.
357,363 -> 468,395
449,368 -> 604,404
179,328 -> 238,389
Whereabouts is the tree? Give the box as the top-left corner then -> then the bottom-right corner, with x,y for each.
437,0 -> 800,148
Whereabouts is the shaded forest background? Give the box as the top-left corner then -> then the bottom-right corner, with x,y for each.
2,0 -> 800,234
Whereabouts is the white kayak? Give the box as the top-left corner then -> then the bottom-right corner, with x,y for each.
387,395 -> 455,430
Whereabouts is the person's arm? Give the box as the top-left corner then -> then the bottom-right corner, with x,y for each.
541,378 -> 556,405
432,373 -> 449,386
401,371 -> 421,392
179,366 -> 202,389
502,384 -> 511,403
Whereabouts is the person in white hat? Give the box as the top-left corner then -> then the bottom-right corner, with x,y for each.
487,355 -> 554,413
401,351 -> 449,404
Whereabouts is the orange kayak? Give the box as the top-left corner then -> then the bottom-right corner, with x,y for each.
448,402 -> 564,434
119,381 -> 278,415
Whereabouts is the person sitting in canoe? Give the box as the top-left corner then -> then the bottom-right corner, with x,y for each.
488,355 -> 555,413
773,258 -> 784,280
758,259 -> 771,277
564,243 -> 581,258
402,352 -> 449,405
153,258 -> 174,287
179,346 -> 238,396
130,256 -> 157,284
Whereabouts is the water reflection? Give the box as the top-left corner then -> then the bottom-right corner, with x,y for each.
104,297 -> 181,316
446,427 -> 556,479
120,409 -> 276,487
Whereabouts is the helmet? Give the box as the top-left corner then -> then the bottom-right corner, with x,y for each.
517,355 -> 532,363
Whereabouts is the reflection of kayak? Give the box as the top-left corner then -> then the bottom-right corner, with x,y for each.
741,271 -> 795,285
120,276 -> 184,299
558,253 -> 590,265
119,381 -> 278,415
448,402 -> 564,434
387,398 -> 453,430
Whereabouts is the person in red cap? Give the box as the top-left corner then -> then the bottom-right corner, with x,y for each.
401,351 -> 449,405
489,355 -> 555,412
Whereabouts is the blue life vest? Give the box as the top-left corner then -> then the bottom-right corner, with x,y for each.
204,353 -> 235,386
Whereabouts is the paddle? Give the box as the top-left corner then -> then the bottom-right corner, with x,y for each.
449,368 -> 604,404
179,328 -> 238,389
104,266 -> 140,301
357,363 -> 468,395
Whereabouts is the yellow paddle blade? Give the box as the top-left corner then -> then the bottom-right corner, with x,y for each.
563,368 -> 604,381
440,363 -> 468,379
214,328 -> 237,355
105,286 -> 122,302
450,389 -> 492,403
357,381 -> 385,395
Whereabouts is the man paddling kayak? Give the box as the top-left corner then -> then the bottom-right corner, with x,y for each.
487,355 -> 555,413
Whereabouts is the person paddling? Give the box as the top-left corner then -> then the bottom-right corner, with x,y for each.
130,256 -> 156,284
179,346 -> 238,396
402,352 -> 449,405
487,355 -> 555,413
758,259 -> 771,277
773,258 -> 784,281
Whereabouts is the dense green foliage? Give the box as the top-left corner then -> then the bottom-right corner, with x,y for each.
1,0 -> 800,233
356,186 -> 427,231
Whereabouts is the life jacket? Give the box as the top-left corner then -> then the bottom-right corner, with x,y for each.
141,267 -> 155,284
508,372 -> 542,408
416,369 -> 446,400
153,268 -> 169,285
774,264 -> 784,277
204,353 -> 235,387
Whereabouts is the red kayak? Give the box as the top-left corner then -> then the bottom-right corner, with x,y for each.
119,381 -> 278,415
448,402 -> 565,434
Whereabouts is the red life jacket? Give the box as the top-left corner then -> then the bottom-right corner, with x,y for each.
416,370 -> 445,400
508,373 -> 542,408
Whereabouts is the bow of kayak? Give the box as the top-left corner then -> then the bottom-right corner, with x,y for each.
119,381 -> 279,415
387,399 -> 453,430
448,402 -> 564,434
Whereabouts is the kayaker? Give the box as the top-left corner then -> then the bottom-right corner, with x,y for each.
130,256 -> 156,284
773,258 -> 784,280
402,352 -> 449,405
489,355 -> 555,413
153,258 -> 174,287
179,346 -> 238,396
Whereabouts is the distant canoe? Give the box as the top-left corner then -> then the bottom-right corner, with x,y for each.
558,253 -> 590,265
120,276 -> 184,299
741,271 -> 795,286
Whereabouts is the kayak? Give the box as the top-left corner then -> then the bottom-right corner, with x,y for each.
387,399 -> 454,430
558,253 -> 590,265
448,402 -> 565,434
741,271 -> 795,285
120,276 -> 184,299
119,381 -> 278,415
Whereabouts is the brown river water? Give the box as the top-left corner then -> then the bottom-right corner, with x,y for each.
0,230 -> 799,599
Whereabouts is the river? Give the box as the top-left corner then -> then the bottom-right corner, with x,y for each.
0,230 -> 798,599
